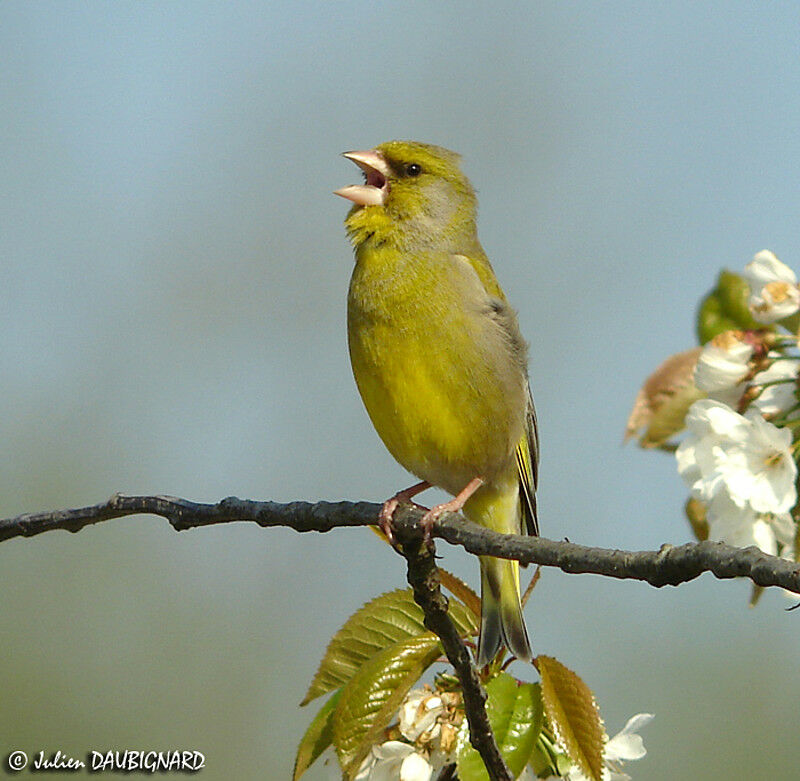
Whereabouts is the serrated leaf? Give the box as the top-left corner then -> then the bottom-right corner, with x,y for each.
293,688 -> 342,780
302,588 -> 476,705
333,633 -> 441,778
538,656 -> 604,781
301,589 -> 426,706
456,673 -> 543,781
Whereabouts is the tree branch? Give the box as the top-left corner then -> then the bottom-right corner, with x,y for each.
2,493 -> 799,596
398,528 -> 512,781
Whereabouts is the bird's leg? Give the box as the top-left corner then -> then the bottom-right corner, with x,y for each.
419,477 -> 484,546
379,480 -> 431,546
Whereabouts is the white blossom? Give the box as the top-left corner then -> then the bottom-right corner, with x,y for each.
560,713 -> 654,781
676,400 -> 748,502
399,689 -> 444,743
751,354 -> 799,417
354,741 -> 433,781
743,250 -> 800,323
770,512 -> 797,552
705,493 -> 778,554
694,330 -> 753,406
676,399 -> 797,515
727,411 -> 796,513
354,687 -> 461,781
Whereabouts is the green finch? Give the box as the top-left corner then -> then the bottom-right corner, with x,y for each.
336,141 -> 538,666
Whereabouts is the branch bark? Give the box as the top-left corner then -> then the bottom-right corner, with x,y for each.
398,528 -> 512,781
2,493 -> 799,596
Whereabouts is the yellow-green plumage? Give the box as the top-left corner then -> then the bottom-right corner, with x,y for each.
339,141 -> 538,665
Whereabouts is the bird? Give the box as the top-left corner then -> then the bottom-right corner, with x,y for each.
335,140 -> 538,666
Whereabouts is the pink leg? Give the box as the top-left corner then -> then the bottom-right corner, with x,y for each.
419,477 -> 484,545
380,481 -> 431,545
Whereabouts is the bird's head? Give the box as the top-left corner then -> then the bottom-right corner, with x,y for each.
336,140 -> 477,251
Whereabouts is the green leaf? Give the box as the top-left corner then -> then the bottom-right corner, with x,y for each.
302,588 -> 476,705
300,585 -> 478,777
456,673 -> 543,781
502,682 -> 543,774
529,731 -> 571,779
333,633 -> 442,778
538,655 -> 604,781
301,589 -> 426,706
293,688 -> 342,780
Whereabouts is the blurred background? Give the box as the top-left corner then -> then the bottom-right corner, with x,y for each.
2,2 -> 799,778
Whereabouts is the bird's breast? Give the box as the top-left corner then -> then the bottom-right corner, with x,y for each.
347,247 -> 525,494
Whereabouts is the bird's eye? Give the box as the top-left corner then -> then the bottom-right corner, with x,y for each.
405,163 -> 422,177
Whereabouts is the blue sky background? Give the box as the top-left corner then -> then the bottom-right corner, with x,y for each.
2,2 -> 799,778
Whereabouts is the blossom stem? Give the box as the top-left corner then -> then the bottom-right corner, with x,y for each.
769,403 -> 800,426
756,378 -> 798,389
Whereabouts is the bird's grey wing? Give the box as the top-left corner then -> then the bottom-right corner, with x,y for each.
452,253 -> 539,537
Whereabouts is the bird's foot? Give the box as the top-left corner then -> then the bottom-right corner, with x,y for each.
418,477 -> 484,547
379,481 -> 431,548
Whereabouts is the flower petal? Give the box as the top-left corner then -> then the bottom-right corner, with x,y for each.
744,250 -> 796,286
694,332 -> 753,400
744,251 -> 800,323
399,752 -> 433,781
751,355 -> 799,417
606,733 -> 646,762
618,713 -> 655,735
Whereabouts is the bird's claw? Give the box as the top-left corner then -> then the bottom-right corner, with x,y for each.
380,497 -> 431,549
419,505 -> 447,548
378,481 -> 432,550
379,498 -> 400,548
416,479 -> 482,548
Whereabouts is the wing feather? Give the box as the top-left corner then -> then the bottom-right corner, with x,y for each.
452,253 -> 540,538
516,385 -> 539,537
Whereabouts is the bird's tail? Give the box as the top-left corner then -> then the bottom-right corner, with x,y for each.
465,481 -> 533,666
476,554 -> 531,666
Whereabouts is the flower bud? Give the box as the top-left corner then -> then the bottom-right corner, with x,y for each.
697,270 -> 765,344
626,347 -> 704,448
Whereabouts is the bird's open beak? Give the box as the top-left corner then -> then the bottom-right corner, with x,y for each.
334,149 -> 390,207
